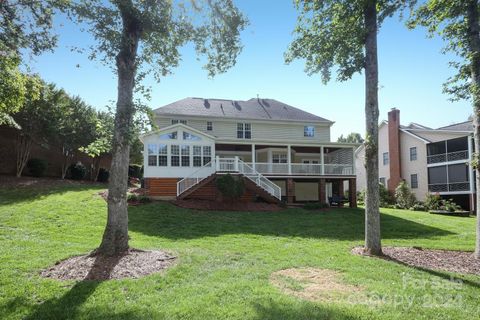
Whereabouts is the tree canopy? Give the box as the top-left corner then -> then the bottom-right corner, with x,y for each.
337,132 -> 364,144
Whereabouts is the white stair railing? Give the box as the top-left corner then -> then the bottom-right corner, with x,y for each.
177,157 -> 282,200
177,161 -> 216,196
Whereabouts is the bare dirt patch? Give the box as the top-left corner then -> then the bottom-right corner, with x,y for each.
41,249 -> 176,281
352,246 -> 480,275
173,199 -> 282,212
270,268 -> 363,302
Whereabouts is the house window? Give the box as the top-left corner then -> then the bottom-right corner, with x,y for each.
304,126 -> 315,137
383,152 -> 389,165
410,147 -> 417,161
159,131 -> 177,140
411,174 -> 418,189
207,121 -> 213,131
158,144 -> 168,166
237,123 -> 251,139
273,154 -> 288,163
172,119 -> 187,125
203,146 -> 212,165
181,145 -> 190,167
379,177 -> 386,186
171,145 -> 180,167
183,131 -> 201,141
147,144 -> 157,166
193,146 -> 202,167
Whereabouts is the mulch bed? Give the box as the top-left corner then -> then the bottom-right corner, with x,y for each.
352,246 -> 480,275
41,249 -> 176,280
173,199 -> 283,212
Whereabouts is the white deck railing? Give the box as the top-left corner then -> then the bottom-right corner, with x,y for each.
245,162 -> 354,176
177,157 -> 282,200
177,161 -> 215,196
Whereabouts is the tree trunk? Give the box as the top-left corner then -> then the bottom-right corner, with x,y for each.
61,146 -> 73,179
363,0 -> 382,256
466,0 -> 480,259
16,134 -> 32,178
96,5 -> 142,256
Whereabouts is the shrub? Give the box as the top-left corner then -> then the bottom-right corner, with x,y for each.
303,202 -> 330,210
440,199 -> 462,212
127,193 -> 138,202
410,202 -> 426,211
138,195 -> 150,203
394,181 -> 416,209
26,158 -> 47,177
357,190 -> 365,205
69,162 -> 87,180
379,183 -> 395,207
425,193 -> 441,210
97,168 -> 109,182
129,164 -> 143,179
216,174 -> 245,201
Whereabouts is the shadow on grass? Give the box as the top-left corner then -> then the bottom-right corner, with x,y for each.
0,182 -> 105,206
252,300 -> 362,320
128,203 -> 453,241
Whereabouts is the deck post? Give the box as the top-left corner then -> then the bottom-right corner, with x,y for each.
215,156 -> 220,171
234,156 -> 239,172
320,146 -> 325,175
287,178 -> 295,203
318,178 -> 326,204
251,144 -> 256,171
287,145 -> 292,175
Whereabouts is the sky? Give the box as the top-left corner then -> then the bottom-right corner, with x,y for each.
28,0 -> 471,140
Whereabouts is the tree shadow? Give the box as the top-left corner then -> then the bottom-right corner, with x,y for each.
252,300 -> 363,320
0,183 -> 105,206
128,203 -> 453,241
18,254 -> 122,319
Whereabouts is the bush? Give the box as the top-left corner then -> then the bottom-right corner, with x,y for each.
216,174 -> 245,201
69,162 -> 87,180
379,183 -> 395,207
97,168 -> 109,182
440,199 -> 462,212
303,202 -> 330,210
410,202 -> 426,211
394,181 -> 416,209
357,190 -> 365,205
129,164 -> 143,179
127,193 -> 138,202
26,158 -> 47,177
425,193 -> 441,210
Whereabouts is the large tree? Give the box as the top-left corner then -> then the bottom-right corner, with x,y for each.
337,132 -> 365,144
410,0 -> 480,258
286,0 -> 410,255
0,1 -> 67,125
68,0 -> 247,256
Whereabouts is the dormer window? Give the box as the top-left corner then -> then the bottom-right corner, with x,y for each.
304,126 -> 315,137
172,119 -> 187,125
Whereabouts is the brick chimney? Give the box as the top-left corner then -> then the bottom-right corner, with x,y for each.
387,108 -> 402,192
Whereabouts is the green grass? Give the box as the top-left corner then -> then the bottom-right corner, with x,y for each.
0,184 -> 479,319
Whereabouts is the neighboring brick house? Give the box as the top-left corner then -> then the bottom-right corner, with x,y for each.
355,108 -> 475,211
141,97 -> 359,205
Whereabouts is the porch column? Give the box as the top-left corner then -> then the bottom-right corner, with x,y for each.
287,145 -> 292,174
318,178 -> 326,204
287,178 -> 295,203
349,178 -> 357,208
320,146 -> 325,175
251,144 -> 256,170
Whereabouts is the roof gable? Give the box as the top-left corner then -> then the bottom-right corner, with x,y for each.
140,123 -> 216,142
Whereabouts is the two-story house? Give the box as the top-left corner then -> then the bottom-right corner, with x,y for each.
141,97 -> 358,205
355,108 -> 474,211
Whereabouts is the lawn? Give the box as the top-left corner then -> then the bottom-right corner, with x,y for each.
0,184 -> 479,319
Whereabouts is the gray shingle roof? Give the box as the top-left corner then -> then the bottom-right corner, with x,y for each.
436,120 -> 473,132
154,97 -> 332,123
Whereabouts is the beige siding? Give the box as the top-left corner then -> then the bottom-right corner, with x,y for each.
400,132 -> 428,201
355,147 -> 366,191
295,182 -> 319,201
378,124 -> 390,184
156,116 -> 331,142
